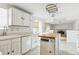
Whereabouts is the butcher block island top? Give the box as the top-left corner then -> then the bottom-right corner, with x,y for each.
38,33 -> 58,40
39,33 -> 60,55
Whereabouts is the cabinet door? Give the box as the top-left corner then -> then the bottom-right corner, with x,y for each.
23,13 -> 30,26
12,8 -> 24,25
31,35 -> 40,49
22,36 -> 31,54
11,38 -> 21,55
0,40 -> 11,55
9,8 -> 24,25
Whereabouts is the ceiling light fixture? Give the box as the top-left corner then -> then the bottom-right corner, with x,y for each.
46,4 -> 58,17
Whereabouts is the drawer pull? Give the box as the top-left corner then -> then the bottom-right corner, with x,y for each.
7,52 -> 10,54
12,50 -> 14,53
49,51 -> 52,53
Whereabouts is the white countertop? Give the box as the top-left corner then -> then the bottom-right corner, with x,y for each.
0,34 -> 31,41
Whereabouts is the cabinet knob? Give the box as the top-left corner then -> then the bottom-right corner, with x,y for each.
21,17 -> 24,20
12,50 -> 14,53
7,52 -> 10,54
49,51 -> 52,53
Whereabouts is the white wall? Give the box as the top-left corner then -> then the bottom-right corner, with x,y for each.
73,20 -> 79,30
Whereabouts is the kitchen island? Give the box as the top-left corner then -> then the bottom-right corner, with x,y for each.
39,33 -> 60,55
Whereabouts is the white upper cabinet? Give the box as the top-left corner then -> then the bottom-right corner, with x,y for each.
8,8 -> 23,26
23,12 -> 30,26
8,7 -> 30,26
12,8 -> 23,26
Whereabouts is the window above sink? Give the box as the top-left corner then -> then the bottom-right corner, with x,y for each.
0,8 -> 8,29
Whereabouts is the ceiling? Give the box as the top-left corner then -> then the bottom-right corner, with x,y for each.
2,3 -> 79,24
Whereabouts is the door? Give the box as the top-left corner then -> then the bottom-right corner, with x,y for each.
0,40 -> 11,55
22,36 -> 31,54
11,38 -> 21,55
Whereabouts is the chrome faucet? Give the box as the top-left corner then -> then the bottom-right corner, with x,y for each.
2,26 -> 8,36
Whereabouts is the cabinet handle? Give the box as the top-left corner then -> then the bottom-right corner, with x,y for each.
49,51 -> 52,53
21,17 -> 24,20
12,50 -> 14,53
7,52 -> 10,54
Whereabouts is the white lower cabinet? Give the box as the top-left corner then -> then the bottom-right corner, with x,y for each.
22,36 -> 31,54
0,35 -> 40,55
11,38 -> 21,55
31,35 -> 40,49
21,35 -> 40,54
0,38 -> 21,55
0,40 -> 11,55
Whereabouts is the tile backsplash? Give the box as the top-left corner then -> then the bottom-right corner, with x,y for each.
0,26 -> 32,36
0,29 -> 4,36
8,26 -> 31,32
